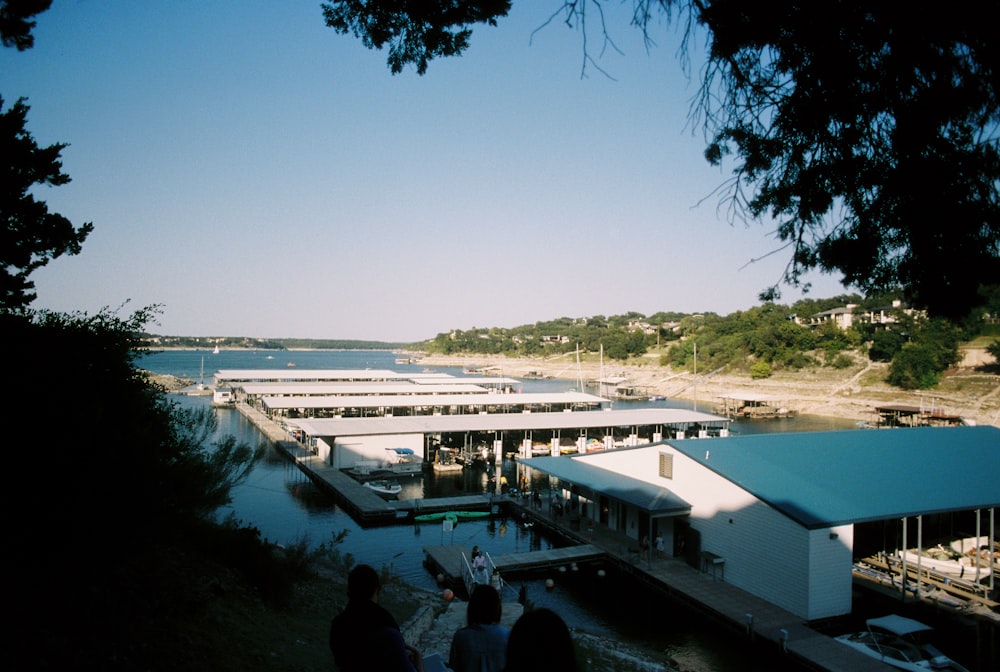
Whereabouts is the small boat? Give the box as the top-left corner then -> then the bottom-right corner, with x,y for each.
834,615 -> 969,672
901,543 -> 992,581
212,344 -> 220,354
413,510 -> 491,523
363,479 -> 402,497
531,442 -> 551,456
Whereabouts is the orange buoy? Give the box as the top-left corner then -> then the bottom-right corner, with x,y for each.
442,588 -> 454,601
436,573 -> 445,585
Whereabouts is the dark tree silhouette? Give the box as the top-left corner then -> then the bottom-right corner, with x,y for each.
320,1 -> 1000,319
2,1 -> 93,312
0,0 -> 51,50
0,96 -> 93,312
322,0 -> 512,74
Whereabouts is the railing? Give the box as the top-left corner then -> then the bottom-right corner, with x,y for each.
461,551 -> 511,600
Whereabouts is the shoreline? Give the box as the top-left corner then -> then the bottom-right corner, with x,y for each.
413,352 -> 1000,428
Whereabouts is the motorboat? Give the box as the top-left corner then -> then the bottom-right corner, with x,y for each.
901,543 -> 992,581
363,479 -> 402,497
383,447 -> 424,475
834,615 -> 968,671
949,537 -> 1000,571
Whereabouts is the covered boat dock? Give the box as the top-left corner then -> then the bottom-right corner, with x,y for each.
292,408 -> 730,471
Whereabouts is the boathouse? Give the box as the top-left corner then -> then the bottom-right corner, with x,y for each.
520,426 -> 1000,621
293,408 -> 729,471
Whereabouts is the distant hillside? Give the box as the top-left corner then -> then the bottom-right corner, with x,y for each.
141,335 -> 411,350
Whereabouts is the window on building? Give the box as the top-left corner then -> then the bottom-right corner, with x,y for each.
659,452 -> 673,479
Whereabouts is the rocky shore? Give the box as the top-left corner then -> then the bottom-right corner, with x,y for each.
414,351 -> 1000,428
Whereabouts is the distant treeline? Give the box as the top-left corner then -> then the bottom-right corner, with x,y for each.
141,335 -> 409,351
417,292 -> 1000,389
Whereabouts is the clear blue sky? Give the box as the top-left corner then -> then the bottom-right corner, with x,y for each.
2,2 -> 847,342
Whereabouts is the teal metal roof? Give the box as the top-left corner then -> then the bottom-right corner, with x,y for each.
522,456 -> 692,517
670,426 -> 1000,529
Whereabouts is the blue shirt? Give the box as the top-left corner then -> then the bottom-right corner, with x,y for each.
448,623 -> 510,672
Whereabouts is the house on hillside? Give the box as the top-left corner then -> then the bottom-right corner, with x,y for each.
810,299 -> 923,331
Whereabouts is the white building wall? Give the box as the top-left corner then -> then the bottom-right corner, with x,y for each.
581,446 -> 852,620
807,525 -> 854,619
329,433 -> 425,470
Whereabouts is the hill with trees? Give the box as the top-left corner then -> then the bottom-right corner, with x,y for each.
419,292 -> 1000,391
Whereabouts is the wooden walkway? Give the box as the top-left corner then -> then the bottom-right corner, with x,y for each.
423,544 -> 605,593
390,495 -> 495,516
504,502 -> 891,672
490,544 -> 604,573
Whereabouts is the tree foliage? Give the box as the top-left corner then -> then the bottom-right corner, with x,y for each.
8,307 -> 260,559
0,0 -> 50,50
7,307 -> 262,664
321,0 -> 512,74
1,96 -> 93,312
323,1 -> 1000,320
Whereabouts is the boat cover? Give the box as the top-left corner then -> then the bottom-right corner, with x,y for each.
867,615 -> 933,636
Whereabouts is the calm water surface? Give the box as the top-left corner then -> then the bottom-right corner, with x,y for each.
142,349 -> 868,670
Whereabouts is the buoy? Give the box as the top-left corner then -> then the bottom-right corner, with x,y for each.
545,578 -> 555,590
436,573 -> 445,585
442,588 -> 454,601
558,565 -> 566,573
597,569 -> 606,578
570,562 -> 578,572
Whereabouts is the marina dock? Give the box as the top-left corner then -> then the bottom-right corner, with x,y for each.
238,398 -> 961,672
422,544 -> 605,596
499,502 -> 891,672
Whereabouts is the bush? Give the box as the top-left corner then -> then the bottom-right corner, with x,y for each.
887,343 -> 941,389
830,353 -> 854,369
750,361 -> 773,379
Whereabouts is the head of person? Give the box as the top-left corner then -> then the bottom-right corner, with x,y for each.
467,583 -> 502,626
347,563 -> 381,603
505,608 -> 577,672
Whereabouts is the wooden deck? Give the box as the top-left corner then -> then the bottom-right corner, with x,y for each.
490,544 -> 604,573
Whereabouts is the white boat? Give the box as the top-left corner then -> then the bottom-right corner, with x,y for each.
383,447 -> 424,475
363,479 -> 402,497
213,344 -> 219,354
949,537 -> 1000,570
901,543 -> 992,581
835,615 -> 969,671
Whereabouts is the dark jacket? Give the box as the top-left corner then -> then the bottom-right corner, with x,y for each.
329,599 -> 416,672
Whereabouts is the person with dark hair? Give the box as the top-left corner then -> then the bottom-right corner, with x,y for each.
329,564 -> 423,672
504,608 -> 577,672
448,584 -> 509,672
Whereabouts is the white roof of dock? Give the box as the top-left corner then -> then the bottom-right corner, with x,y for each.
431,376 -> 520,386
238,382 -> 490,396
215,368 -> 406,383
293,408 -> 727,437
261,391 -> 606,410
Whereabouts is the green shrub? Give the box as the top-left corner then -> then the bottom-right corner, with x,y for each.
750,361 -> 773,379
831,353 -> 854,369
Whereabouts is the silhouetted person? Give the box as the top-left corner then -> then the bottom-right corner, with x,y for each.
329,564 -> 423,672
504,608 -> 577,672
449,584 -> 509,672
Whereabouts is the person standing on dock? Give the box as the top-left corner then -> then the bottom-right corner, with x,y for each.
329,564 -> 423,672
472,548 -> 489,585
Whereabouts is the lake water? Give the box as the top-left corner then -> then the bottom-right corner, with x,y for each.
140,348 -> 861,670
